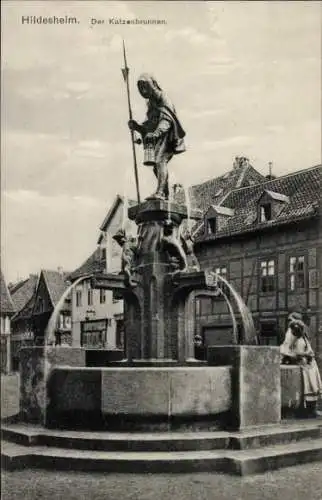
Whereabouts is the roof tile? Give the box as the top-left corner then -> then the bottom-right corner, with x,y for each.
197,164 -> 321,240
42,270 -> 72,306
9,274 -> 38,313
68,248 -> 105,282
0,270 -> 15,314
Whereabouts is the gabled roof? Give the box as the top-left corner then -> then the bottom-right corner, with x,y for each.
259,189 -> 290,204
12,294 -> 36,321
10,274 -> 38,313
71,194 -> 138,281
68,248 -> 104,282
98,195 -> 137,243
196,164 -> 321,241
99,195 -> 123,233
174,159 -> 266,213
206,205 -> 235,217
0,270 -> 15,315
41,270 -> 71,307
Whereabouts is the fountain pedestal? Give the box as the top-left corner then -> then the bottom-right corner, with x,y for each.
104,199 -> 206,364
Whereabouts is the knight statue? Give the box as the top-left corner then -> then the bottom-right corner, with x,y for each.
128,74 -> 186,200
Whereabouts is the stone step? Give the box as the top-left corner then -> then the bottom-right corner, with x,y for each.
2,421 -> 322,452
229,438 -> 322,476
2,438 -> 322,475
1,425 -> 229,452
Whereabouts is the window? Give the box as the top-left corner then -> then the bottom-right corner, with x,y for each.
289,256 -> 305,291
64,316 -> 71,329
81,331 -> 105,348
101,248 -> 106,261
215,266 -> 227,278
260,203 -> 272,222
36,297 -> 44,313
88,289 -> 93,306
76,290 -> 82,307
100,289 -> 106,304
260,321 -> 278,346
59,314 -> 70,330
207,218 -> 216,234
1,316 -> 10,334
260,259 -> 275,292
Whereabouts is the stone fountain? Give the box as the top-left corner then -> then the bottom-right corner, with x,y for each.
42,196 -> 279,433
3,73 -> 321,475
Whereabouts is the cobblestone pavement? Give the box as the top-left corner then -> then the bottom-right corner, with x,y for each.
2,463 -> 322,500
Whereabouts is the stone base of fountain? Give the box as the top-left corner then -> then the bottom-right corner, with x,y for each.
3,344 -> 322,475
17,345 -> 283,432
45,365 -> 232,431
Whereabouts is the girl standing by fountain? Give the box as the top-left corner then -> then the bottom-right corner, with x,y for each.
280,312 -> 322,417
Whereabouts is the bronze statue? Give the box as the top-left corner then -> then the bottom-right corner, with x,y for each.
113,229 -> 138,287
128,74 -> 186,200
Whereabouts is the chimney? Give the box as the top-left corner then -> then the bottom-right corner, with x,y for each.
57,266 -> 64,276
265,161 -> 276,180
233,156 -> 249,170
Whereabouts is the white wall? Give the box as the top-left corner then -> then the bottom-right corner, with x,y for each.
70,198 -> 136,348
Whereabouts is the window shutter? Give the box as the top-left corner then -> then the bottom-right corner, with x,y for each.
309,269 -> 319,289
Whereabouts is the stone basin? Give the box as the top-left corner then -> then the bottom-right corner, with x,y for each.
45,365 -> 232,430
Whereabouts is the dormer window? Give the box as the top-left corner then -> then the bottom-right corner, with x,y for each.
204,205 -> 234,236
208,218 -> 217,234
260,203 -> 272,222
258,190 -> 289,223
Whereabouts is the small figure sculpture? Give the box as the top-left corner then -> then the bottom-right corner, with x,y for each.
162,220 -> 188,272
128,74 -> 186,200
180,229 -> 200,272
113,229 -> 138,287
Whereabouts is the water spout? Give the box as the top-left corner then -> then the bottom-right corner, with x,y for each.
42,274 -> 93,426
215,274 -> 257,344
167,173 -> 174,223
45,274 -> 92,345
183,183 -> 191,229
121,194 -> 129,230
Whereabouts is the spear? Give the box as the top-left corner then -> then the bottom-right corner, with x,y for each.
121,40 -> 141,204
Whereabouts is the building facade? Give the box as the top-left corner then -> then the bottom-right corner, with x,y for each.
193,165 -> 322,369
31,270 -> 72,346
69,195 -> 136,349
0,270 -> 15,373
9,274 -> 38,370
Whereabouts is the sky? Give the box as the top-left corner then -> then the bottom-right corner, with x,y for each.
1,1 -> 321,283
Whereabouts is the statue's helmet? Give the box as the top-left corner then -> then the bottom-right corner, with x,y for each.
137,73 -> 162,98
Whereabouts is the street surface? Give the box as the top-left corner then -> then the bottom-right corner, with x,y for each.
2,463 -> 322,500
